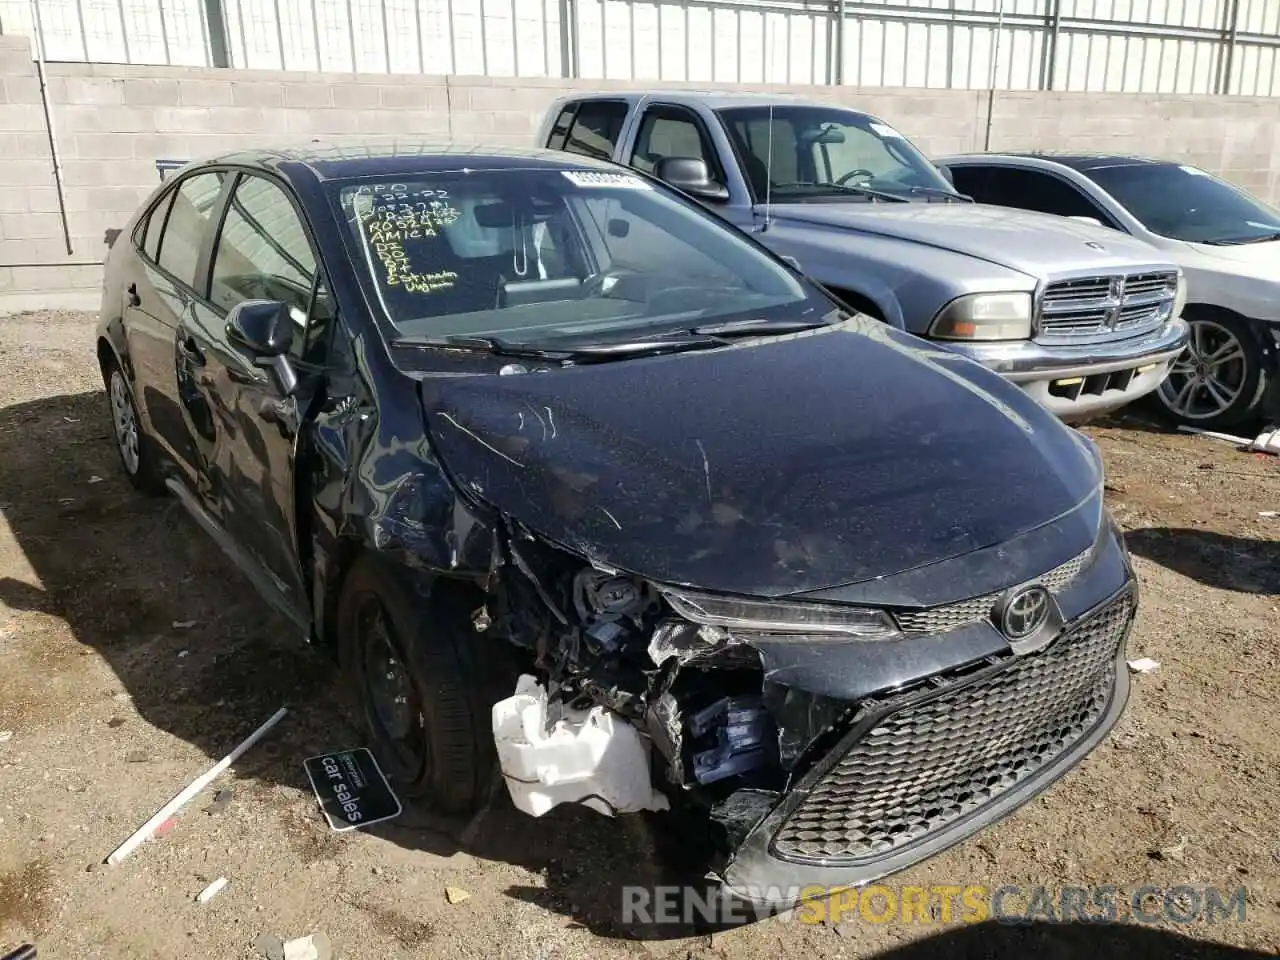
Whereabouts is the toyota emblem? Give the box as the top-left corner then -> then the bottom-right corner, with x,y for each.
998,585 -> 1051,640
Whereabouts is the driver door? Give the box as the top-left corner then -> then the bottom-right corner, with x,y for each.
189,171 -> 334,625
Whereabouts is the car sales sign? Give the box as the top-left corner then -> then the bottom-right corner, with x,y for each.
304,748 -> 402,832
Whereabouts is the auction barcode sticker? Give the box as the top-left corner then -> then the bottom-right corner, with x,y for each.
562,170 -> 652,189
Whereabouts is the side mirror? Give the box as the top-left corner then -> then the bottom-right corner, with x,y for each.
936,165 -> 955,186
654,156 -> 730,203
227,299 -> 298,396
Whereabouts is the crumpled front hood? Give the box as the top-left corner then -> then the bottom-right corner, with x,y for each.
767,201 -> 1171,277
420,319 -> 1101,599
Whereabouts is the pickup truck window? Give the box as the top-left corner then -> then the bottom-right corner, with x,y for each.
554,100 -> 628,161
718,105 -> 953,202
630,105 -> 721,181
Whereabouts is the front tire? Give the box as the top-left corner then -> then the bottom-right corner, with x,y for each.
1156,313 -> 1267,430
103,357 -> 166,495
336,556 -> 500,815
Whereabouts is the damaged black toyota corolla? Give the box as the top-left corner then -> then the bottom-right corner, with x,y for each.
96,142 -> 1137,911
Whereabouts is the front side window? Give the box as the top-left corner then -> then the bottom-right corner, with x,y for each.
718,105 -> 955,201
156,171 -> 228,289
978,167 -> 1111,222
630,107 -> 718,177
331,168 -> 823,346
1083,162 -> 1280,244
210,174 -> 325,362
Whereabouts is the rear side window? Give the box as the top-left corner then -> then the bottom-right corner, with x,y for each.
546,104 -> 577,150
141,189 -> 176,262
156,172 -> 227,289
561,100 -> 628,161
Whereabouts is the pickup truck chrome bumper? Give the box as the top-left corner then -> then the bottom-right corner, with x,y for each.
946,318 -> 1190,422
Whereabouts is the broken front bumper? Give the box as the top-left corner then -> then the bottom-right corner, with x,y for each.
718,584 -> 1136,911
948,318 -> 1189,421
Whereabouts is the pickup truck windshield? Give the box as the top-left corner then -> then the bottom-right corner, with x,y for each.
1083,162 -> 1280,245
718,105 -> 958,201
332,168 -> 824,345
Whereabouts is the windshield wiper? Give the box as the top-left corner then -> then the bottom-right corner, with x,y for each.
768,181 -> 909,203
690,316 -> 839,336
1203,231 -> 1280,245
903,184 -> 973,202
401,334 -> 728,363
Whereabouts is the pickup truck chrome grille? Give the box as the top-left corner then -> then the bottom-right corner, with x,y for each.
770,590 -> 1134,865
1037,271 -> 1178,341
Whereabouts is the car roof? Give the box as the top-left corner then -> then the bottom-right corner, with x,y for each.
561,89 -> 864,112
181,139 -> 628,184
943,151 -> 1182,173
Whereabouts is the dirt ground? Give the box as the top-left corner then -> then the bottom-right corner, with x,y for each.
0,309 -> 1277,960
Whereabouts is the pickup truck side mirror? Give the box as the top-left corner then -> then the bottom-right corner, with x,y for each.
654,157 -> 730,203
226,299 -> 298,396
936,165 -> 955,186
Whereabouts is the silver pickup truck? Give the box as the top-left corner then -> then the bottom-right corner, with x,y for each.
536,92 -> 1190,422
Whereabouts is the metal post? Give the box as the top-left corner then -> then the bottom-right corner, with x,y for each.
1040,0 -> 1061,91
557,0 -> 574,77
832,0 -> 844,85
983,0 -> 1005,151
30,0 -> 73,256
1217,0 -> 1241,95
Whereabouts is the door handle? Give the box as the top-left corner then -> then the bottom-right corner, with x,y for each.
126,283 -> 141,307
178,335 -> 205,367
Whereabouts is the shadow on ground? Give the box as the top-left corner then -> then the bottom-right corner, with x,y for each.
863,921 -> 1273,959
1124,527 -> 1280,594
0,389 -> 713,941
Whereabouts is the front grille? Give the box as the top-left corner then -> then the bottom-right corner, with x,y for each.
894,546 -> 1090,634
1038,271 -> 1178,341
772,591 -> 1133,864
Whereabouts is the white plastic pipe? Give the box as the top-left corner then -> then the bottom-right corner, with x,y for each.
106,707 -> 288,866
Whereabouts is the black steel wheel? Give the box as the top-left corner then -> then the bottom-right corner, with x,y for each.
336,555 -> 501,814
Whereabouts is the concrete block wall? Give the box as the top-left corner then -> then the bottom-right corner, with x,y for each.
1,31 -> 1278,313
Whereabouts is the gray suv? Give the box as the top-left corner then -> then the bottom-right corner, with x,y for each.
537,93 -> 1190,422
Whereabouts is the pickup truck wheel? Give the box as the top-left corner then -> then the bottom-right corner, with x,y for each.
1156,314 -> 1266,429
103,359 -> 166,495
337,556 -> 496,814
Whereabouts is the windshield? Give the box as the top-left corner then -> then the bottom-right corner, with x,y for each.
331,168 -> 827,345
1084,163 -> 1280,244
717,105 -> 958,201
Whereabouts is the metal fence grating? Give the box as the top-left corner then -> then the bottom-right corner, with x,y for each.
0,0 -> 1277,95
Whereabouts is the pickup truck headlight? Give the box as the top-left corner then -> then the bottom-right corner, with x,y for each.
661,588 -> 900,640
929,292 -> 1033,341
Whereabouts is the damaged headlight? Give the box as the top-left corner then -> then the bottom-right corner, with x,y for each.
660,589 -> 900,640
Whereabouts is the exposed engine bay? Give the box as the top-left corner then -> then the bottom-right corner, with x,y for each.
473,526 -> 855,859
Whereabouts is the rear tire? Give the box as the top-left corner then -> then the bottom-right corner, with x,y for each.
1155,312 -> 1268,430
103,356 -> 167,496
336,555 -> 504,815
